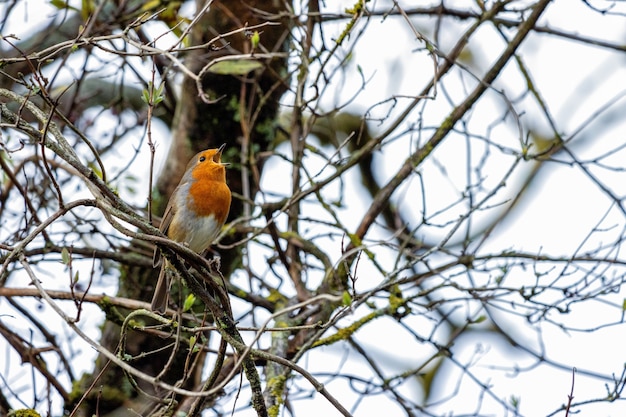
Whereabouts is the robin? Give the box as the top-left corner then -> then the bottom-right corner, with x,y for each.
151,144 -> 232,313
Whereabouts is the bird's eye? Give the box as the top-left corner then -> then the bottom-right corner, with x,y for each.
199,156 -> 206,162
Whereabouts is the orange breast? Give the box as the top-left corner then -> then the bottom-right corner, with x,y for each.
188,180 -> 231,224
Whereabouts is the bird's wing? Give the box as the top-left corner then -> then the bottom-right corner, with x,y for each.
153,200 -> 176,268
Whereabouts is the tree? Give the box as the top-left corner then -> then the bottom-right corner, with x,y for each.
1,1 -> 626,416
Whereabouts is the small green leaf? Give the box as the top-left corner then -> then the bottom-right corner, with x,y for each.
183,294 -> 196,312
510,395 -> 520,409
73,271 -> 79,283
141,88 -> 150,104
473,315 -> 487,324
189,335 -> 201,353
61,247 -> 70,265
342,291 -> 352,306
81,0 -> 96,20
142,82 -> 165,105
141,0 -> 162,11
250,31 -> 260,49
208,59 -> 263,75
154,83 -> 165,104
50,0 -> 68,8
88,162 -> 102,179
50,0 -> 78,11
622,298 -> 626,311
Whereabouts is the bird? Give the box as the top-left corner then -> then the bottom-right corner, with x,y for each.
151,144 -> 231,313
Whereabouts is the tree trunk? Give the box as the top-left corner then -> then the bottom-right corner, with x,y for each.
71,2 -> 291,415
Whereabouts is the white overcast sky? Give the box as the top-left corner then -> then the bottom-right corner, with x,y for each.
2,1 -> 626,416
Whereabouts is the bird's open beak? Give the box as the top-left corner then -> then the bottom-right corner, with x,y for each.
214,143 -> 230,165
